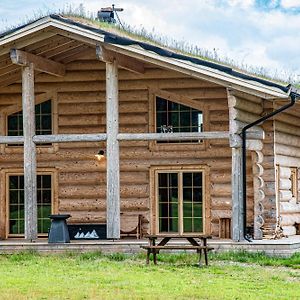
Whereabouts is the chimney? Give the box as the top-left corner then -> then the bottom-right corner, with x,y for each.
97,4 -> 124,24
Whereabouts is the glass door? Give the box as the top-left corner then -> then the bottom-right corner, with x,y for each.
157,170 -> 203,234
8,174 -> 52,235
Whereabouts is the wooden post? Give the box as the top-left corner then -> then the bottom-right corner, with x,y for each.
22,63 -> 37,241
227,89 -> 244,242
106,60 -> 120,239
231,147 -> 244,241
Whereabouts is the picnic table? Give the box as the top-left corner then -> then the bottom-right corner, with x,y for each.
141,234 -> 214,267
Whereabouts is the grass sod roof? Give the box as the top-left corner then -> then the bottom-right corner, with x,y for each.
0,13 -> 299,97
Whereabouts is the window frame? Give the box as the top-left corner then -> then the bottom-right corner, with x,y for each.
291,167 -> 298,203
5,168 -> 58,238
150,165 -> 210,236
2,92 -> 58,154
149,89 -> 208,151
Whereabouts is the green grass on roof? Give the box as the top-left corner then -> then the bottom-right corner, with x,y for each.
0,4 -> 297,87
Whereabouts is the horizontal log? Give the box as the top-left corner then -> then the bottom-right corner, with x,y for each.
275,132 -> 300,148
230,120 -> 263,135
59,184 -> 148,199
211,196 -> 232,207
279,190 -> 293,202
276,155 -> 300,167
276,144 -> 300,158
58,126 -> 105,134
59,172 -> 104,185
275,111 -> 300,128
9,131 -> 234,144
0,135 -> 24,144
275,121 -> 300,137
59,171 -> 148,185
67,212 -> 106,224
278,166 -> 291,179
58,90 -> 147,104
59,197 -> 149,211
210,110 -> 229,122
211,209 -> 232,220
232,108 -> 260,124
117,132 -> 229,141
233,96 -> 263,115
279,178 -> 291,190
33,133 -> 107,143
280,201 -> 300,214
246,140 -> 263,151
230,91 -> 263,104
281,214 -> 300,226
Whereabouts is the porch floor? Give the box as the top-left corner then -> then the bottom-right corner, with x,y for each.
0,236 -> 300,257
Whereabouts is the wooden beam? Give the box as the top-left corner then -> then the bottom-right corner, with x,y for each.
231,147 -> 244,241
22,63 -> 37,241
10,49 -> 65,77
96,45 -> 144,74
117,132 -> 229,141
33,133 -> 107,143
106,60 -> 120,239
0,131 -> 236,145
0,136 -> 24,144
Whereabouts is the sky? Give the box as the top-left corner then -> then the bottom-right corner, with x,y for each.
0,0 -> 300,82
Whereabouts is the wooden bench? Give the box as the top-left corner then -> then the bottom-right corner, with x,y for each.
141,234 -> 213,267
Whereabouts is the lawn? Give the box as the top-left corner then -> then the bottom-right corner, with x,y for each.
0,251 -> 300,299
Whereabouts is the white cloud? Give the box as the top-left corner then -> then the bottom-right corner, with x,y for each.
227,0 -> 255,8
281,0 -> 300,8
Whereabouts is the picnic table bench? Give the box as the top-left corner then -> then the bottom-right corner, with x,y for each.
141,234 -> 214,267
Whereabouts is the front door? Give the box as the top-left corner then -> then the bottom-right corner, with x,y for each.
156,170 -> 204,234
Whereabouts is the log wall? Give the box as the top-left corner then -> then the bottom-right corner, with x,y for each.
274,104 -> 300,236
0,57 -> 257,238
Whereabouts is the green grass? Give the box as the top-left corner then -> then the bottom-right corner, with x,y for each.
0,251 -> 299,299
210,250 -> 300,268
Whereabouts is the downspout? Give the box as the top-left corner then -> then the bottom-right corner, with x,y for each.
241,89 -> 298,241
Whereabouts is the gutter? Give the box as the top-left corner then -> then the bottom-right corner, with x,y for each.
241,86 -> 300,242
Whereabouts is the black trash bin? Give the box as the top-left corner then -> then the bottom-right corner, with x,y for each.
48,214 -> 71,243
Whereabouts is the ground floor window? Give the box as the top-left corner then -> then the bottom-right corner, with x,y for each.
157,170 -> 203,234
8,175 -> 52,235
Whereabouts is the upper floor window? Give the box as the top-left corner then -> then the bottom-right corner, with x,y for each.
156,96 -> 203,143
7,100 -> 52,144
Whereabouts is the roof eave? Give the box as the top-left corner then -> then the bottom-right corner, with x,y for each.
0,16 -> 105,51
104,42 -> 289,100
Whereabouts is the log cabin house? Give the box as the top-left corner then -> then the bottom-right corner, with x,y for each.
0,14 -> 299,243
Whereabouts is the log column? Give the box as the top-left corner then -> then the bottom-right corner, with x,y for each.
231,148 -> 244,241
22,63 -> 37,241
106,60 -> 120,239
228,89 -> 244,241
